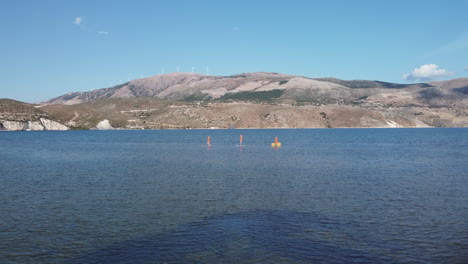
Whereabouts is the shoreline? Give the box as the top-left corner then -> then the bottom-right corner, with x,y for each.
2,126 -> 467,132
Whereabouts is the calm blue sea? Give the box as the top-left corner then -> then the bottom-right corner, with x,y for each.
0,128 -> 467,263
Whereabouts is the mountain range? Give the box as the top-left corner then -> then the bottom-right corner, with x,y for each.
2,72 -> 467,130
45,72 -> 467,106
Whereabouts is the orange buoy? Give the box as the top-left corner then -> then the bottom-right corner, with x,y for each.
271,136 -> 281,148
207,136 -> 211,146
240,135 -> 243,145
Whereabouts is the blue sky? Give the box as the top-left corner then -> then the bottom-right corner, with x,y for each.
1,0 -> 468,103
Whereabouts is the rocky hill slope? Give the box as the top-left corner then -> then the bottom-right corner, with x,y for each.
43,73 -> 468,110
4,73 -> 467,130
37,96 -> 465,129
0,99 -> 68,131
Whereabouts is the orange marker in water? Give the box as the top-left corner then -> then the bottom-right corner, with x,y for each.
240,135 -> 243,145
271,136 -> 282,148
207,136 -> 211,146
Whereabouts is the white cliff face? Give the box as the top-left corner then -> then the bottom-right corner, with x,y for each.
1,121 -> 27,131
95,119 -> 114,130
0,118 -> 68,131
28,121 -> 45,130
39,118 -> 68,130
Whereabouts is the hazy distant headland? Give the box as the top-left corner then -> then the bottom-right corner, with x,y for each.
1,72 -> 467,130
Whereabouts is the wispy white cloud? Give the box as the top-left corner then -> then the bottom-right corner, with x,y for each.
232,26 -> 240,31
74,17 -> 83,25
97,31 -> 109,35
402,64 -> 454,81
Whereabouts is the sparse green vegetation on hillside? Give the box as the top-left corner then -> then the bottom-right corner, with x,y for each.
0,99 -> 48,121
4,74 -> 467,130
41,97 -> 177,129
218,90 -> 284,102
